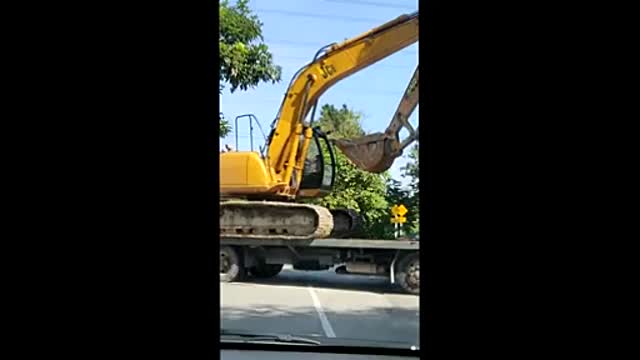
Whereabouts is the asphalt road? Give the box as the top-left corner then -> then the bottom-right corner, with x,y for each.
221,265 -> 420,348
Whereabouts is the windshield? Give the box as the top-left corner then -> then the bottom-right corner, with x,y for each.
219,0 -> 420,352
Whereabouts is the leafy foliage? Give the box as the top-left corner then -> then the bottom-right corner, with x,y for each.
389,144 -> 420,236
219,112 -> 231,138
315,104 -> 366,138
386,179 -> 412,218
219,0 -> 282,137
402,145 -> 420,185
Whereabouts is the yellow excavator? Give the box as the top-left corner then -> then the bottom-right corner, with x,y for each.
220,11 -> 419,240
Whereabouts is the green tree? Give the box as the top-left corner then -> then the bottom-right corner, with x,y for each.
219,0 -> 282,137
402,145 -> 420,184
385,178 -> 412,237
315,104 -> 366,138
219,111 -> 231,138
382,144 -> 420,238
305,104 -> 392,239
399,144 -> 420,235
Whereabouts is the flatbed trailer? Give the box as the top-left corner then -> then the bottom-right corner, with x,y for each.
220,237 -> 420,294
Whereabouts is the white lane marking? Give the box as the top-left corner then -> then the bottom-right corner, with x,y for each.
307,287 -> 336,338
220,284 -> 224,328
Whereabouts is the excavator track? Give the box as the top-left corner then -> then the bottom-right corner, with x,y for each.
329,209 -> 363,238
220,200 -> 334,240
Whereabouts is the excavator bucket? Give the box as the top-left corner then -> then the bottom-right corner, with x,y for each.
333,133 -> 399,173
334,66 -> 419,174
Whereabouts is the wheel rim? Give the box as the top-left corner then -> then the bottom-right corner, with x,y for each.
406,260 -> 420,289
220,251 -> 231,274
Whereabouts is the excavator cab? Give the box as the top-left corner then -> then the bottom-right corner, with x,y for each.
298,127 -> 336,198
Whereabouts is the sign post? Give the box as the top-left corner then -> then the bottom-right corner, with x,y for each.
391,204 -> 408,239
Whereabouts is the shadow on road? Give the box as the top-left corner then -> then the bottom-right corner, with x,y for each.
221,304 -> 420,348
241,268 -> 417,295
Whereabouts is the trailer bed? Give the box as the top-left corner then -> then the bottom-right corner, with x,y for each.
220,237 -> 419,250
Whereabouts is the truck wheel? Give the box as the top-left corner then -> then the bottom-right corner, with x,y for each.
220,246 -> 245,282
395,253 -> 420,295
250,263 -> 283,278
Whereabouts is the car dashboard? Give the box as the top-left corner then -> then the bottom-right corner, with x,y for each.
221,349 -> 418,360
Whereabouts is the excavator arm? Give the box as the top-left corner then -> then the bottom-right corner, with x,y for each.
265,11 -> 419,195
334,65 -> 419,173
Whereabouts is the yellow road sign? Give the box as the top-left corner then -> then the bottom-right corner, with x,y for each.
391,215 -> 407,224
391,204 -> 408,216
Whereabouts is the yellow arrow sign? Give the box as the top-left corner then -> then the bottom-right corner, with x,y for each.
391,216 -> 407,224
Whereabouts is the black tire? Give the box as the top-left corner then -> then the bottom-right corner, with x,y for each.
335,265 -> 348,274
395,252 -> 420,295
220,246 -> 245,282
250,263 -> 283,278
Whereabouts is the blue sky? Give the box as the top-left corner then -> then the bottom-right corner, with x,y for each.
220,0 -> 419,188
